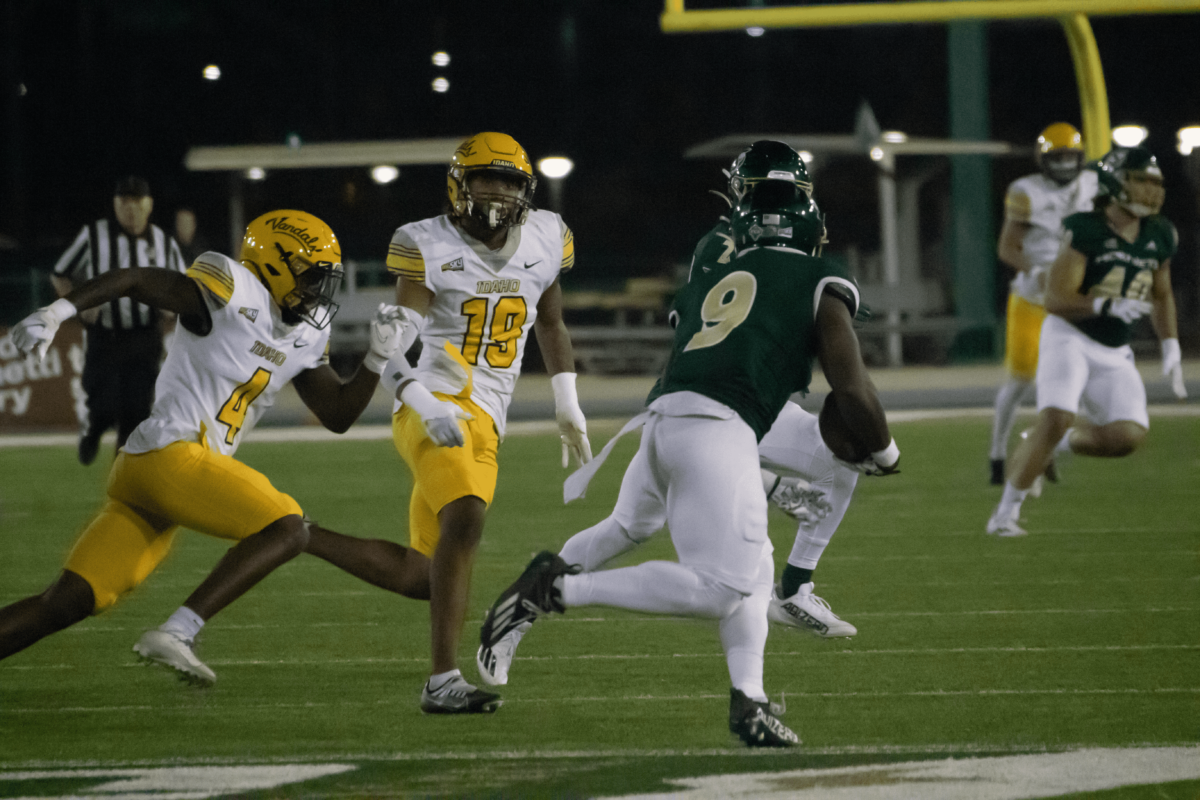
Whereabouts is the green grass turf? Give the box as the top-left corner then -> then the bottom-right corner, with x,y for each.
0,415 -> 1196,798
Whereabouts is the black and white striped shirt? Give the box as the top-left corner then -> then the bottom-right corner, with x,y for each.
53,219 -> 188,331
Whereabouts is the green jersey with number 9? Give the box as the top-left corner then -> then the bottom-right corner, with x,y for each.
649,227 -> 860,440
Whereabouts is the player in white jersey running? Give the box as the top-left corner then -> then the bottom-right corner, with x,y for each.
989,123 -> 1097,485
302,133 -> 592,714
1,210 -> 406,685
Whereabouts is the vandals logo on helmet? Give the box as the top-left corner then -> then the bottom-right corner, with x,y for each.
456,141 -> 476,158
266,217 -> 320,249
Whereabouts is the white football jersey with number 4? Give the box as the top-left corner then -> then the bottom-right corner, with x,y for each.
123,252 -> 331,457
385,210 -> 574,436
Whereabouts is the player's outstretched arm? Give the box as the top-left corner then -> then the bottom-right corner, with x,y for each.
11,268 -> 207,359
1150,260 -> 1186,399
292,304 -> 408,434
535,279 -> 591,467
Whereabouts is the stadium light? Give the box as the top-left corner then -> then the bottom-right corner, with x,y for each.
1177,126 -> 1200,155
537,157 -> 574,179
371,165 -> 400,184
746,26 -> 765,36
432,51 -> 450,67
203,65 -> 221,81
432,77 -> 450,93
869,147 -> 885,162
882,131 -> 908,143
798,150 -> 814,164
1112,125 -> 1149,147
245,167 -> 266,181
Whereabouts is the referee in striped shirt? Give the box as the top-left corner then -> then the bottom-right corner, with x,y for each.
50,176 -> 187,465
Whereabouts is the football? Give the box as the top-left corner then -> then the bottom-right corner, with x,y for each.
818,391 -> 872,463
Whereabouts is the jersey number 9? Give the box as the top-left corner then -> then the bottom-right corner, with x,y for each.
684,271 -> 757,352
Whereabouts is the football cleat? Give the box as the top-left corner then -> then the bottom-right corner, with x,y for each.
476,620 -> 532,687
480,551 -> 580,649
419,674 -> 502,715
729,688 -> 799,748
768,583 -> 857,638
133,629 -> 216,686
768,477 -> 832,528
986,505 -> 1028,537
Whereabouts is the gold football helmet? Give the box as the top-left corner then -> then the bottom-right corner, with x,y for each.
447,132 -> 537,230
240,210 -> 343,329
1036,123 -> 1085,185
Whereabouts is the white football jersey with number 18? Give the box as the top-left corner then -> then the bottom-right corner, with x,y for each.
123,252 -> 331,457
386,210 -> 574,437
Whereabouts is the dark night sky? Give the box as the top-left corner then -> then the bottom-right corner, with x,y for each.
4,1 -> 1200,302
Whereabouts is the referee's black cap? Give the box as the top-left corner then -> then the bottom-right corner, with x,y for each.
114,175 -> 151,198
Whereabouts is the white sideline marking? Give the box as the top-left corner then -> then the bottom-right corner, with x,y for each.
0,764 -> 355,799
4,688 -> 1196,715
614,746 -> 1200,800
5,743 -> 1200,770
1,403 -> 1195,448
5,642 -> 1196,672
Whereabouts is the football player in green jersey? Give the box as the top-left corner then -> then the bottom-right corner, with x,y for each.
988,146 -> 1185,537
480,167 -> 898,746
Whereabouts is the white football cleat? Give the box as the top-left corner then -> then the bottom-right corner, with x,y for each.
476,620 -> 532,687
986,505 -> 1028,537
767,583 -> 857,638
134,629 -> 216,686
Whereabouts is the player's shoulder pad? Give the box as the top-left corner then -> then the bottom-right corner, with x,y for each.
1144,215 -> 1179,257
186,251 -> 237,307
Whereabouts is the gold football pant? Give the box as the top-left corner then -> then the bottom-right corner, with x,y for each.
1003,294 -> 1047,381
392,394 -> 499,557
64,441 -> 303,612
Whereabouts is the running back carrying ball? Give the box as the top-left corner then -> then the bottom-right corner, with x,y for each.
818,391 -> 871,463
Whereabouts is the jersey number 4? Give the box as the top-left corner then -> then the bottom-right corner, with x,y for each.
217,367 -> 271,445
684,271 -> 757,351
460,296 -> 528,368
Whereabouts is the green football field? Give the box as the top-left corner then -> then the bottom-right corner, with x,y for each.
0,414 -> 1197,799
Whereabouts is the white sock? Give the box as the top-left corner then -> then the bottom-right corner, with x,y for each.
990,378 -> 1033,461
428,669 -> 462,690
1054,428 -> 1074,455
161,606 -> 204,641
999,482 -> 1028,517
559,516 -> 643,573
561,561 -> 741,618
721,592 -> 769,703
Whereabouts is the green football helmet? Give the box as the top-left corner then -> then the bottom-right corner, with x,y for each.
1090,145 -> 1165,217
730,178 -> 828,256
728,140 -> 814,204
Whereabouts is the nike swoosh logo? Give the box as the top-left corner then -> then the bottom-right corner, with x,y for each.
523,261 -> 541,269
702,266 -> 712,273
294,340 -> 308,348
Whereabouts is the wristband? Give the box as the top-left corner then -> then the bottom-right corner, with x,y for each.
871,438 -> 900,468
1162,338 -> 1181,361
49,297 -> 78,322
551,372 -> 580,409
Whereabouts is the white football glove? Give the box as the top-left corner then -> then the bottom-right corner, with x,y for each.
1162,338 -> 1187,400
11,298 -> 77,361
1094,297 -> 1153,324
551,372 -> 592,468
399,380 -> 472,447
838,438 -> 901,476
361,303 -> 406,374
765,474 -> 832,529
